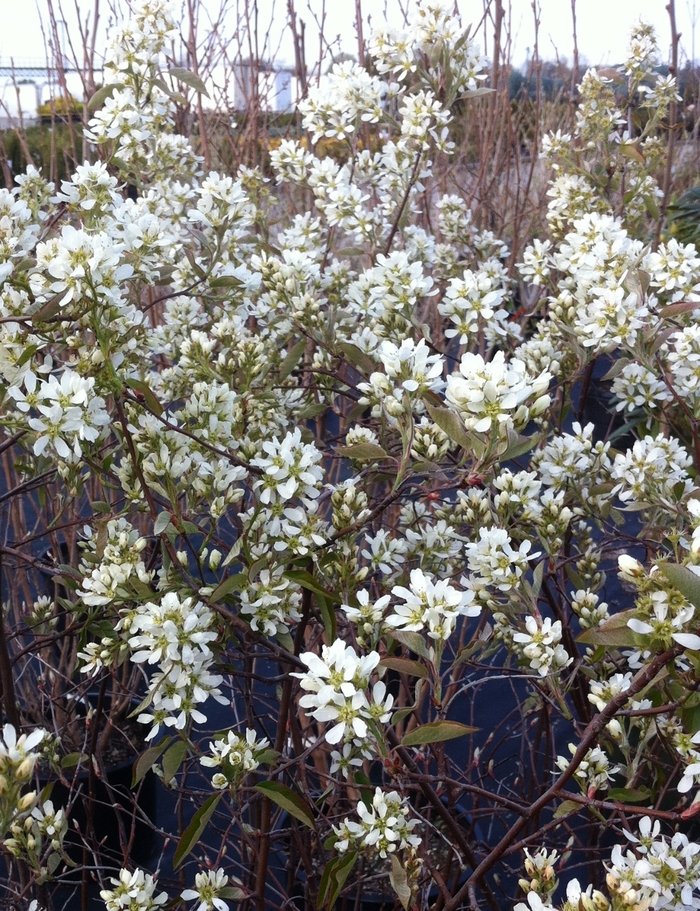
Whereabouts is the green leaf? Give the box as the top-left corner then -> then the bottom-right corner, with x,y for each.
531,561 -> 544,600
316,592 -> 336,642
335,443 -> 390,461
210,573 -> 245,602
619,142 -> 646,165
659,563 -> 700,611
401,721 -> 478,747
660,301 -> 700,319
32,294 -> 63,323
577,609 -> 643,647
126,378 -> 164,416
284,570 -> 335,602
174,793 -> 221,867
608,787 -> 652,803
279,339 -> 306,380
498,429 -> 541,461
132,738 -> 172,787
87,83 -> 122,111
154,512 -> 173,535
168,67 -> 210,97
553,799 -> 580,819
61,752 -> 83,769
162,740 -> 188,782
337,341 -> 376,376
209,275 -> 243,289
684,702 -> 700,735
390,630 -> 430,660
255,782 -> 315,828
425,403 -> 474,452
219,883 -> 247,901
297,402 -> 328,419
380,656 -> 428,679
389,855 -> 412,911
392,680 -> 422,725
318,852 -> 357,909
461,86 -> 496,98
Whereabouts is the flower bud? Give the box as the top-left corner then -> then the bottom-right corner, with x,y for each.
17,758 -> 35,782
18,791 -> 37,812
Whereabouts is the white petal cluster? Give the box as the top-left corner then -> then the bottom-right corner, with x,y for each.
299,61 -> 387,144
100,868 -> 168,911
611,434 -> 693,509
556,743 -> 619,793
126,593 -> 226,739
465,526 -> 539,592
445,351 -> 551,435
293,641 -> 392,746
9,368 -> 110,463
511,616 -> 572,676
334,788 -> 421,859
182,869 -> 239,911
368,0 -> 486,96
251,428 -> 323,505
386,568 -> 479,641
239,567 -> 302,637
200,728 -> 271,791
608,817 -> 700,911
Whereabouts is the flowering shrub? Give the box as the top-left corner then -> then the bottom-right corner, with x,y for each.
2,2 -> 700,910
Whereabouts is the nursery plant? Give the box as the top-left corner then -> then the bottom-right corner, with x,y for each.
2,2 -> 700,911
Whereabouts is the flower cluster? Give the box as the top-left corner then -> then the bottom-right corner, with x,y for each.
125,593 -> 226,739
334,788 -> 421,859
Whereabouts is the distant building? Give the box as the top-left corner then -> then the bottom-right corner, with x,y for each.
232,62 -> 295,113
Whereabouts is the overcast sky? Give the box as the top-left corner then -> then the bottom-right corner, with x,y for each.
1,0 -> 700,72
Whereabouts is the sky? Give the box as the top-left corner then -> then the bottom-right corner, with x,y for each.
1,0 -> 700,88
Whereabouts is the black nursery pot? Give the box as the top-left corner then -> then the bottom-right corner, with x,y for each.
44,749 -> 157,872
38,694 -> 158,875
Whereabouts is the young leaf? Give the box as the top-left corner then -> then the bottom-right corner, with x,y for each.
126,378 -> 164,416
279,339 -> 306,380
284,569 -> 336,602
254,782 -> 315,828
337,341 -> 376,376
335,443 -> 390,461
577,609 -> 645,647
425,403 -> 474,451
318,852 -> 357,909
390,630 -> 430,660
379,656 -> 428,679
210,573 -> 245,602
607,787 -> 652,803
174,794 -> 221,867
659,563 -> 700,611
154,512 -> 173,535
553,799 -> 580,819
132,737 -> 172,787
401,721 -> 478,747
162,740 -> 188,782
389,855 -> 412,911
168,67 -> 210,97
87,83 -> 123,111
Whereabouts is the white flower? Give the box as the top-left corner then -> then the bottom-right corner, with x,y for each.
627,592 -> 700,651
182,869 -> 233,911
386,568 -> 478,640
445,350 -> 550,435
465,527 -> 539,592
200,729 -> 271,789
251,428 -> 324,505
512,616 -> 572,676
334,788 -> 421,859
100,868 -> 168,911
